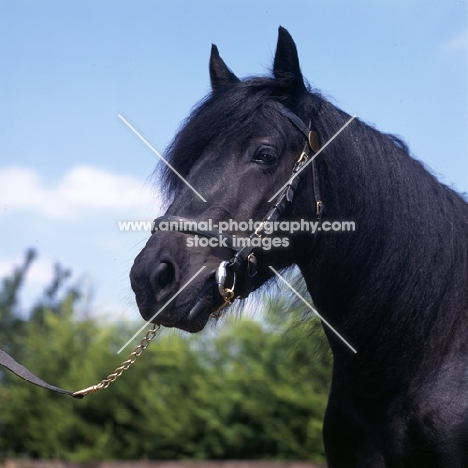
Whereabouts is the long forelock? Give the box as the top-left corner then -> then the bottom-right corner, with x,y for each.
158,77 -> 313,203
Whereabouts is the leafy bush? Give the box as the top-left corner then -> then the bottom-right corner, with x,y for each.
0,251 -> 330,463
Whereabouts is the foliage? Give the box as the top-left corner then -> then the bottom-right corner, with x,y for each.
0,251 -> 331,462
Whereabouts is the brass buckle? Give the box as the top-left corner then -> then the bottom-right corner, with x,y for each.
316,200 -> 323,218
297,151 -> 308,165
254,221 -> 265,238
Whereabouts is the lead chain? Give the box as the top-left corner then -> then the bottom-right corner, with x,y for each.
211,288 -> 234,320
72,324 -> 160,399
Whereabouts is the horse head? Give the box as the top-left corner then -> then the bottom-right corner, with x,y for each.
130,28 -> 322,332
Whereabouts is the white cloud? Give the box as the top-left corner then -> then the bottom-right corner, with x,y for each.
439,29 -> 468,55
0,255 -> 25,279
0,254 -> 54,308
0,165 -> 158,219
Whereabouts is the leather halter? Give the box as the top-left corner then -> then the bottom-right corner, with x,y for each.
152,102 -> 324,305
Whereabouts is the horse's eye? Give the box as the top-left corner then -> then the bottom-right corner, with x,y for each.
253,147 -> 277,165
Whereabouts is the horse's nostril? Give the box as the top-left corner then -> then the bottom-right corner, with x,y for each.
153,262 -> 175,291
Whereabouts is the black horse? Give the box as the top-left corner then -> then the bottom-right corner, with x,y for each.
130,27 -> 468,466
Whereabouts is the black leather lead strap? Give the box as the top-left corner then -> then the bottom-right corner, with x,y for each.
0,348 -> 76,397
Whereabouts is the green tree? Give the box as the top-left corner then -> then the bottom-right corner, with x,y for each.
0,248 -> 35,357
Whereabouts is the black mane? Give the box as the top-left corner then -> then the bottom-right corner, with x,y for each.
303,97 -> 468,383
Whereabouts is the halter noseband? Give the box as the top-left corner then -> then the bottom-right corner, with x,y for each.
151,103 -> 324,315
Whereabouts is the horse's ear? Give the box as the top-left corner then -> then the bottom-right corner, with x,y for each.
209,44 -> 240,92
273,27 -> 306,93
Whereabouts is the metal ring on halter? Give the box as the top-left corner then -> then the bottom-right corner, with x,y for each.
215,260 -> 236,298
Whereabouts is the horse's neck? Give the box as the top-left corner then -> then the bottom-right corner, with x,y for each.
297,121 -> 468,381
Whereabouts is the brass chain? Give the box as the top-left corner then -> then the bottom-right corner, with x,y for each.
72,324 -> 160,399
210,288 -> 234,320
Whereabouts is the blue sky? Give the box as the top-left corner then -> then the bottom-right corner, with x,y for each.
1,1 -> 467,321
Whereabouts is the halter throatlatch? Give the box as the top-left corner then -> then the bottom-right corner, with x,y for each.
152,102 -> 324,317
